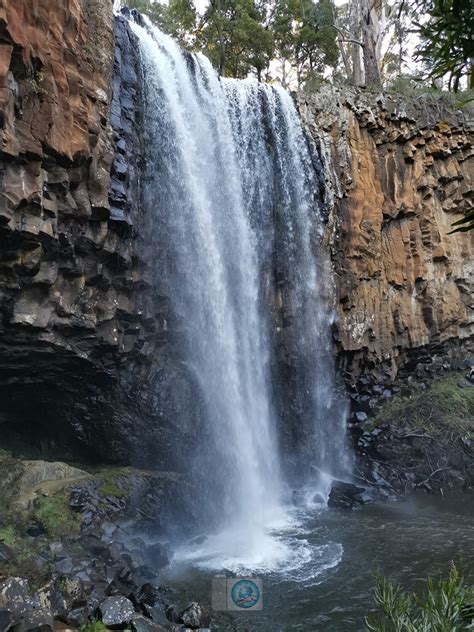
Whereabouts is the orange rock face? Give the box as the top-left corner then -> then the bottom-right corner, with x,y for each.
0,2 -> 159,462
0,0 -> 112,163
300,87 -> 473,383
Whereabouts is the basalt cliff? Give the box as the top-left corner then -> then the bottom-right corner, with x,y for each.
0,0 -> 472,466
300,88 -> 473,390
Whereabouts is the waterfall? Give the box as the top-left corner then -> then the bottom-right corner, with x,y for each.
128,16 -> 348,571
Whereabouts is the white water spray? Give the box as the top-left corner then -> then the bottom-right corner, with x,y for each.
129,16 -> 348,572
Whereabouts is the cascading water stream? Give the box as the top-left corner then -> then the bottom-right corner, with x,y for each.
128,15 -> 349,575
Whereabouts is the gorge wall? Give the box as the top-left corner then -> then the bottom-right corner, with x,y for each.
300,87 -> 473,391
0,0 -> 168,463
0,0 -> 472,463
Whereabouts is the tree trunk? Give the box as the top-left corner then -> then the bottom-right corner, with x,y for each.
362,28 -> 381,86
361,0 -> 383,86
351,42 -> 363,85
337,33 -> 352,81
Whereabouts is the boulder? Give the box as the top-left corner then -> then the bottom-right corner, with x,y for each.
99,596 -> 135,628
179,602 -> 210,629
13,608 -> 53,632
145,543 -> 169,570
328,482 -> 365,510
0,578 -> 34,621
0,610 -> 12,632
131,614 -> 167,632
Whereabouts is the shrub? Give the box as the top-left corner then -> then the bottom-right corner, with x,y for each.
366,564 -> 474,631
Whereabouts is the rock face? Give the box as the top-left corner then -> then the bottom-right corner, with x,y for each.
0,1 -> 170,464
299,86 -> 473,387
0,3 -> 471,467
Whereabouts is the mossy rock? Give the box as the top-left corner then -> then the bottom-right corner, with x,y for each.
95,468 -> 129,499
371,373 -> 474,434
33,493 -> 80,539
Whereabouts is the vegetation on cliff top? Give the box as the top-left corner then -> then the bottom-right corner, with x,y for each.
123,0 -> 473,95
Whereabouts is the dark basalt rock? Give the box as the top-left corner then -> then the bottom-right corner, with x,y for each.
100,596 -> 135,628
328,481 -> 366,510
131,614 -> 168,632
145,544 -> 170,571
178,602 -> 210,629
0,610 -> 12,632
0,1 -> 193,471
0,579 -> 33,621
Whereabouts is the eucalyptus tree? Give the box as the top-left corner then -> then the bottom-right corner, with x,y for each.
336,0 -> 387,87
273,0 -> 338,88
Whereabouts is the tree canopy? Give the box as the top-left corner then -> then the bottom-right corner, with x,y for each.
124,0 -> 474,95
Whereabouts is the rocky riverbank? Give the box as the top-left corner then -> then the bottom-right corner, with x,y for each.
350,362 -> 473,500
0,455 -> 211,631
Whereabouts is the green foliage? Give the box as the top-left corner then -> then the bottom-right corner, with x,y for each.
166,0 -> 197,43
273,0 -> 338,87
125,0 -> 168,27
0,524 -> 45,586
414,0 -> 474,92
371,374 -> 474,434
124,0 -> 338,82
0,526 -> 17,549
25,71 -> 45,96
197,0 -> 274,78
80,621 -> 108,632
366,564 -> 474,631
34,494 -> 80,539
98,470 -> 127,498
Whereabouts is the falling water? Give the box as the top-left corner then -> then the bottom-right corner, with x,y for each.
129,16 -> 349,574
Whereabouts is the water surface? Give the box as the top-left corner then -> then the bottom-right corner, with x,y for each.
163,494 -> 474,631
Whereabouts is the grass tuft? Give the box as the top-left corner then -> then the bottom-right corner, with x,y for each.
34,494 -> 80,539
370,374 -> 474,435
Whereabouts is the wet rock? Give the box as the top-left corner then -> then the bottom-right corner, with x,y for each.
131,614 -> 167,632
145,544 -> 169,570
0,2 -> 172,469
137,583 -> 160,607
142,604 -> 170,627
354,412 -> 368,423
54,559 -> 74,575
179,602 -> 210,629
165,606 -> 181,624
328,482 -> 365,510
0,609 -> 12,632
26,522 -> 46,537
14,607 -> 53,632
62,606 -> 90,627
0,545 -> 11,564
291,490 -> 307,506
99,595 -> 135,628
0,578 -> 33,621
